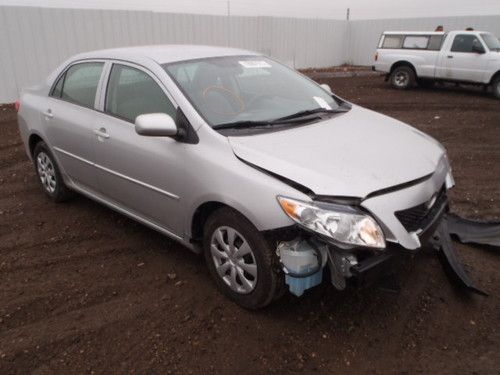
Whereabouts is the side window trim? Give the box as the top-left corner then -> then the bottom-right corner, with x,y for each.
101,61 -> 179,124
48,60 -> 106,110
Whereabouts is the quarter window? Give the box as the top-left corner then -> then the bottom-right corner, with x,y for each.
451,35 -> 482,53
51,73 -> 65,98
105,64 -> 176,123
56,62 -> 104,108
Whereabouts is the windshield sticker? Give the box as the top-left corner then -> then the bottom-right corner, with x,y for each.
313,96 -> 332,110
238,60 -> 272,69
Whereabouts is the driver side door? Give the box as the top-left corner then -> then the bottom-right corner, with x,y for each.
440,34 -> 489,82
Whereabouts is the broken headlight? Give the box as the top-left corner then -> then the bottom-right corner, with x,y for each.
277,196 -> 386,249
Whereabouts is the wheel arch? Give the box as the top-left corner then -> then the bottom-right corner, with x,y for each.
191,201 -> 261,245
28,133 -> 45,157
489,70 -> 500,85
390,61 -> 418,77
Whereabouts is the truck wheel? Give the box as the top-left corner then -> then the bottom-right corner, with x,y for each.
203,207 -> 284,309
33,141 -> 72,202
492,76 -> 500,99
390,66 -> 415,90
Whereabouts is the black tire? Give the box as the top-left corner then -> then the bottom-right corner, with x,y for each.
203,207 -> 284,309
492,76 -> 500,99
390,65 -> 416,90
32,141 -> 72,202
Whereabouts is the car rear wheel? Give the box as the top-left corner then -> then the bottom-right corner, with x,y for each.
33,141 -> 72,202
390,66 -> 415,90
203,207 -> 284,309
492,76 -> 500,99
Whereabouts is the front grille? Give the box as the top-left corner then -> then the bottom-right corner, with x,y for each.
395,187 -> 447,233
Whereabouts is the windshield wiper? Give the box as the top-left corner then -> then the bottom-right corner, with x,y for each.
273,107 -> 349,122
213,107 -> 349,130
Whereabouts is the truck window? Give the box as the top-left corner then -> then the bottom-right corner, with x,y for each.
382,35 -> 403,49
403,36 -> 429,49
427,35 -> 444,50
451,34 -> 482,53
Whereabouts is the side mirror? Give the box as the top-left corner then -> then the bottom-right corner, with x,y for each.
320,83 -> 332,94
472,42 -> 485,54
135,113 -> 178,137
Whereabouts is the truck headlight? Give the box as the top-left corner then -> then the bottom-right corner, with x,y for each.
277,196 -> 386,249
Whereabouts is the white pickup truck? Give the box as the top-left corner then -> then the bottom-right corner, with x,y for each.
373,30 -> 500,99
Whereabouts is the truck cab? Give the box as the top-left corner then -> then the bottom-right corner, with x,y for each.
373,30 -> 500,99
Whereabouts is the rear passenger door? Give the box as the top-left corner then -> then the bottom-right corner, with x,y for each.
93,62 -> 186,236
45,61 -> 104,192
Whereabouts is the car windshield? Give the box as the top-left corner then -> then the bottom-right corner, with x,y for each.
163,56 -> 342,128
481,33 -> 500,51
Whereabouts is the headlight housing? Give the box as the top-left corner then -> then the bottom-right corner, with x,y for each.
277,196 -> 386,249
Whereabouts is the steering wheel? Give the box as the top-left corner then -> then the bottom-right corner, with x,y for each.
202,86 -> 245,117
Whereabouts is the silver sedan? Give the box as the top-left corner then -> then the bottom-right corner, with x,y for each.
17,45 -> 454,308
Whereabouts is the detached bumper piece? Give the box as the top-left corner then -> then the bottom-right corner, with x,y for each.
447,213 -> 500,248
431,217 -> 488,296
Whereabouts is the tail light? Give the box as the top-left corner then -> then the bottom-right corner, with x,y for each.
15,100 -> 21,112
374,52 -> 378,61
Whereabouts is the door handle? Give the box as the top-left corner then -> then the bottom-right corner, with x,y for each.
447,55 -> 454,59
93,128 -> 110,139
43,109 -> 53,118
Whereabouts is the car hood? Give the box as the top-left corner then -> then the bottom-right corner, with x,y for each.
228,105 -> 445,198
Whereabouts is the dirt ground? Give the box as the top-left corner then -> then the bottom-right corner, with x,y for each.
1,75 -> 499,374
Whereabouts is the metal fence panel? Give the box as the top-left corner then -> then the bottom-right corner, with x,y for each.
1,5 -> 499,103
0,5 -> 348,102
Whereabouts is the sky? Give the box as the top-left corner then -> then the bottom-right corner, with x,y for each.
1,0 -> 500,20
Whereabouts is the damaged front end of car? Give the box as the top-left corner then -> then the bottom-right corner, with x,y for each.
269,154 -> 493,297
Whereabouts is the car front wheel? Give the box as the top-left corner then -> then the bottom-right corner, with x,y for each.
203,207 -> 284,309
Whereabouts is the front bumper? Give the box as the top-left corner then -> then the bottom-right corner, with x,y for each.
361,154 -> 453,250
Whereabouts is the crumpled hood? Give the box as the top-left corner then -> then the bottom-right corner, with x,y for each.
229,105 -> 445,198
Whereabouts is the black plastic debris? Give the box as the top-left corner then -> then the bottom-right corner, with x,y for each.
431,218 -> 488,296
447,213 -> 500,247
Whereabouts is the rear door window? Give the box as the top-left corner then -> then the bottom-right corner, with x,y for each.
105,64 -> 176,123
57,62 -> 104,108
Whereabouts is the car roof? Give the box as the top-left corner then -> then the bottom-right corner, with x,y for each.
383,31 -> 445,35
72,44 -> 260,65
383,30 -> 488,36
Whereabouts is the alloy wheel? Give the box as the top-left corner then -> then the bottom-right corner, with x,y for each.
210,226 -> 258,294
36,152 -> 57,193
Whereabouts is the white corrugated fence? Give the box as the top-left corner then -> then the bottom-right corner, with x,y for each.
0,5 -> 499,103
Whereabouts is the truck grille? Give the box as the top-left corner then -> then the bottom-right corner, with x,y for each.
395,187 -> 447,233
